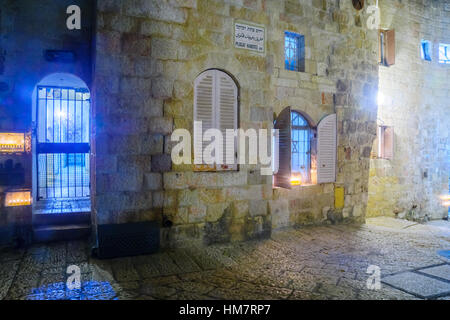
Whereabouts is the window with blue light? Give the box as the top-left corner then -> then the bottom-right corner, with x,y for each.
285,32 -> 305,72
421,40 -> 432,61
291,111 -> 310,183
439,43 -> 450,64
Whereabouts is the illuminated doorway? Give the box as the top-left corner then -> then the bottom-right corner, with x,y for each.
32,74 -> 91,214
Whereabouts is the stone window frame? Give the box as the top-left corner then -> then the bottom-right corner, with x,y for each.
273,107 -> 317,189
284,31 -> 306,73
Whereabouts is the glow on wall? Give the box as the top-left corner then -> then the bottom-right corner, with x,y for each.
0,133 -> 25,153
5,190 -> 32,207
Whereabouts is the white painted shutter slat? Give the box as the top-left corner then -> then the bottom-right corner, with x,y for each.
217,71 -> 238,170
317,113 -> 337,184
194,70 -> 215,165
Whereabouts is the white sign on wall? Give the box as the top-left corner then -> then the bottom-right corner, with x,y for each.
234,22 -> 265,53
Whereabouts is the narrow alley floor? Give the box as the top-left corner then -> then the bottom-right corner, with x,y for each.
0,217 -> 449,300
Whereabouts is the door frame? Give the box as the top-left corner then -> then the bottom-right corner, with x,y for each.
31,73 -> 92,207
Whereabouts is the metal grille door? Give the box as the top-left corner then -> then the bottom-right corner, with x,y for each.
36,86 -> 90,200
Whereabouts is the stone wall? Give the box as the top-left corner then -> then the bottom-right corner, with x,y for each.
94,0 -> 379,248
367,0 -> 450,221
0,0 -> 447,248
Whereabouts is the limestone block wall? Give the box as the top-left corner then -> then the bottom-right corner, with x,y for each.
268,0 -> 379,228
94,0 -> 379,248
367,0 -> 450,220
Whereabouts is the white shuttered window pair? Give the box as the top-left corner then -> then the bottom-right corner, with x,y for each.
194,70 -> 238,171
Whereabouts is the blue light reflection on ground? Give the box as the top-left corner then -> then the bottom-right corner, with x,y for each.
27,281 -> 117,300
438,250 -> 450,260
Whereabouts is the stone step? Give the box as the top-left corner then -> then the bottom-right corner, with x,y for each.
33,224 -> 91,243
33,212 -> 91,226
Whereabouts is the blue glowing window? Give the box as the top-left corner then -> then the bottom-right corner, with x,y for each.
439,43 -> 450,64
285,32 -> 305,72
421,40 -> 432,61
291,111 -> 310,182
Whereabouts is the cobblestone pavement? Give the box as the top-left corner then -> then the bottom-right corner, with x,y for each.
0,217 -> 449,300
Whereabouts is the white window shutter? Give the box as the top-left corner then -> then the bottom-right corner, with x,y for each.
217,71 -> 238,171
194,70 -> 215,165
317,113 -> 337,184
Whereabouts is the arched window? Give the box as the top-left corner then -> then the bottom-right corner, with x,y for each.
274,107 -> 336,189
290,111 -> 311,185
193,69 -> 238,171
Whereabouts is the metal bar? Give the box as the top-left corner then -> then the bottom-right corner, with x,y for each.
36,87 -> 41,199
65,90 -> 69,198
59,91 -> 62,198
74,89 -> 77,198
81,93 -> 84,196
37,143 -> 90,153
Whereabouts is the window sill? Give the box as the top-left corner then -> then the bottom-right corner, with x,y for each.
193,164 -> 238,172
273,183 -> 318,190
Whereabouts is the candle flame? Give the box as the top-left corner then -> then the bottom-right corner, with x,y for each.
5,191 -> 32,207
291,174 -> 302,186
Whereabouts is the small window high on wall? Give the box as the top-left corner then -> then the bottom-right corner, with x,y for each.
439,43 -> 450,64
379,29 -> 395,66
378,125 -> 394,160
285,32 -> 305,72
274,108 -> 336,189
421,40 -> 432,61
193,69 -> 238,171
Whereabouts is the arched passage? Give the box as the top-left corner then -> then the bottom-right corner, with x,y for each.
32,73 -> 91,214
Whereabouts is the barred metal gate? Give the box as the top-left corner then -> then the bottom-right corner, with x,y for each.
36,86 -> 90,200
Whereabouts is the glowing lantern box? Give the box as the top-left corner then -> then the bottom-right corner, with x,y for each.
5,190 -> 32,207
0,133 -> 25,153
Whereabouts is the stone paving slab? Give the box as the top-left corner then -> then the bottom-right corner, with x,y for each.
418,264 -> 450,281
382,271 -> 450,298
0,217 -> 448,300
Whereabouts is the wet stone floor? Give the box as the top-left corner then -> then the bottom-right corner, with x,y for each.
0,217 -> 449,300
